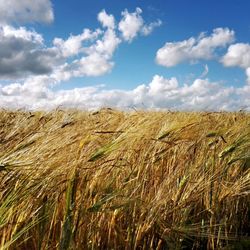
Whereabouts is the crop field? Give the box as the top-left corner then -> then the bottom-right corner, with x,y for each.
0,109 -> 249,249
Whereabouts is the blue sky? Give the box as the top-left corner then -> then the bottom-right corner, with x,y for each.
0,0 -> 250,110
40,0 -> 250,88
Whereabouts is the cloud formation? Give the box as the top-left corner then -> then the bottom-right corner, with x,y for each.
156,28 -> 235,67
0,0 -> 54,24
0,25 -> 61,79
221,43 -> 250,83
221,43 -> 250,68
0,75 -> 249,111
118,7 -> 162,42
0,7 -> 159,81
98,10 -> 116,30
142,19 -> 162,36
118,8 -> 144,42
0,3 -> 248,111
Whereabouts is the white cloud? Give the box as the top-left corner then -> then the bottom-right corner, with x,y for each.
130,77 -> 234,110
246,68 -> 250,84
0,0 -> 54,24
221,43 -> 250,84
53,29 -> 102,58
98,10 -> 115,29
62,28 -> 121,78
118,7 -> 144,42
87,29 -> 121,58
0,25 -> 111,80
156,28 -> 235,67
0,75 -> 249,111
148,75 -> 178,94
1,25 -> 43,43
0,15 -> 120,80
0,7 -> 159,82
68,53 -> 114,77
118,7 -> 161,42
142,19 -> 162,36
221,43 -> 250,68
3,6 -> 244,111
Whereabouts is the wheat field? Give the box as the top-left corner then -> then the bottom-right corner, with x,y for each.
0,109 -> 249,249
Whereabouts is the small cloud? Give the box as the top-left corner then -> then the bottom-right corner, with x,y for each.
200,64 -> 209,78
98,9 -> 116,30
142,19 -> 162,36
118,8 -> 144,42
118,7 -> 161,42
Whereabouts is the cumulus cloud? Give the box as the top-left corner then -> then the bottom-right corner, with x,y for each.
65,53 -> 114,78
118,7 -> 144,42
0,23 -> 120,80
1,25 -> 43,43
87,28 -> 121,58
4,6 -> 245,111
148,75 -> 178,94
0,7 -> 159,82
0,25 -> 61,79
221,43 -> 250,68
0,75 -> 249,111
118,7 -> 162,42
221,43 -> 250,83
156,28 -> 235,67
98,10 -> 115,29
0,26 -> 108,80
0,16 -> 118,80
0,2 -> 247,112
142,19 -> 162,36
60,27 -> 121,78
53,29 -> 102,58
0,0 -> 54,24
130,77 -> 236,110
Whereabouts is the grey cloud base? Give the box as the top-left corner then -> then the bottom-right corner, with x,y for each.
0,0 -> 54,24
